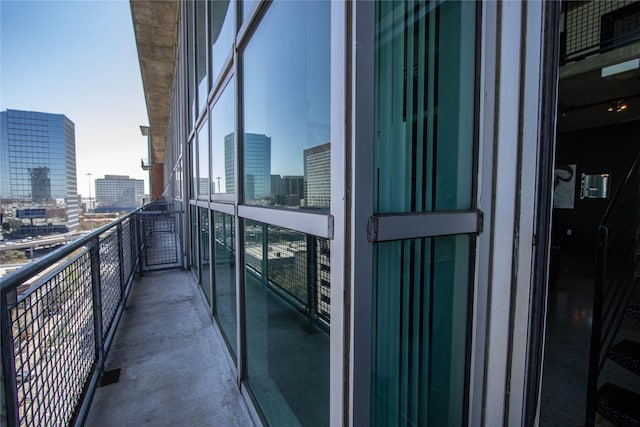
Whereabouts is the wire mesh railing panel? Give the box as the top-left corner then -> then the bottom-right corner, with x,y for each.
99,230 -> 122,337
141,212 -> 180,269
121,219 -> 132,284
9,250 -> 95,427
1,205 -> 184,427
317,238 -> 331,323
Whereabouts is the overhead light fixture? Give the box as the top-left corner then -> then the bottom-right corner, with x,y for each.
601,58 -> 640,80
607,99 -> 628,113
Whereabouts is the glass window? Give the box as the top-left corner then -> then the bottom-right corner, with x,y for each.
240,0 -> 258,24
196,0 -> 208,113
199,207 -> 212,305
190,206 -> 199,275
210,0 -> 234,87
374,0 -> 476,214
242,1 -> 330,210
190,139 -> 197,199
198,121 -> 209,196
186,1 -> 196,129
211,78 -> 235,196
244,220 -> 330,426
371,235 -> 470,426
213,211 -> 237,358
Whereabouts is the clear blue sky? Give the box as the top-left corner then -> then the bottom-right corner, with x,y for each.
0,0 -> 149,198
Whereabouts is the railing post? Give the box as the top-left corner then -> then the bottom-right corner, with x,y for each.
117,223 -> 126,296
131,213 -> 138,274
585,225 -> 608,427
1,290 -> 19,426
138,214 -> 145,277
261,223 -> 268,287
306,235 -> 318,327
89,236 -> 105,368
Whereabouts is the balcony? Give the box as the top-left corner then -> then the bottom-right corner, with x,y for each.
561,1 -> 640,65
1,203 -> 254,426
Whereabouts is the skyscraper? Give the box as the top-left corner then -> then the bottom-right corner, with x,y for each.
303,142 -> 330,208
0,109 -> 79,237
242,133 -> 271,204
224,133 -> 235,194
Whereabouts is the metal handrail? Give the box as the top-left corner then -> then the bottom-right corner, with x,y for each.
599,151 -> 640,227
1,209 -> 139,293
1,203 -> 183,427
585,150 -> 640,426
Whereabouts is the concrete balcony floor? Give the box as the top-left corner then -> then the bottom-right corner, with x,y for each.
86,269 -> 255,426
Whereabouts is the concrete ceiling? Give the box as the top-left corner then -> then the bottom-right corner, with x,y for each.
558,44 -> 640,132
130,0 -> 179,165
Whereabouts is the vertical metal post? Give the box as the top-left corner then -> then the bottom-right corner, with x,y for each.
1,290 -> 19,426
261,223 -> 268,287
138,214 -> 145,277
306,235 -> 318,327
130,216 -> 137,278
89,236 -> 105,367
117,223 -> 126,296
585,226 -> 608,427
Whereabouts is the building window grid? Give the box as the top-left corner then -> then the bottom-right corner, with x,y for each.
174,1 -> 333,424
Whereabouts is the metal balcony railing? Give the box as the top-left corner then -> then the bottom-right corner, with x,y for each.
1,202 -> 183,427
561,1 -> 640,65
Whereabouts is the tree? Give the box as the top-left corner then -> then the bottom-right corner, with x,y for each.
0,249 -> 27,264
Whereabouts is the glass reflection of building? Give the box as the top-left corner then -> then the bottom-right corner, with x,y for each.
303,142 -> 330,208
271,174 -> 304,206
243,133 -> 271,204
0,109 -> 79,237
224,132 -> 234,194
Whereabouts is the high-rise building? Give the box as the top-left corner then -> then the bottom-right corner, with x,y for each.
94,175 -> 145,212
224,133 -> 235,194
303,142 -> 330,208
0,109 -> 78,237
271,174 -> 304,206
242,133 -> 271,204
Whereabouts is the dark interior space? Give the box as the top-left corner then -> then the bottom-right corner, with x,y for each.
553,121 -> 640,257
543,119 -> 640,426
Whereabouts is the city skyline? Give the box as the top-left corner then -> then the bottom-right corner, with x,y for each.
0,0 -> 149,198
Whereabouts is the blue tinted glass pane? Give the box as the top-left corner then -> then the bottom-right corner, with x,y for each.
240,0 -> 257,24
210,0 -> 234,86
190,140 -> 197,199
191,206 -> 199,275
374,1 -> 476,214
211,78 -> 235,195
244,220 -> 330,426
199,207 -> 211,305
242,1 -> 330,210
213,211 -> 237,359
198,122 -> 209,196
196,0 -> 207,113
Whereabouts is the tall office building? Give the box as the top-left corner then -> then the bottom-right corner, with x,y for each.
94,175 -> 145,212
224,133 -> 235,194
303,142 -> 330,208
0,109 -> 79,237
242,133 -> 271,204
